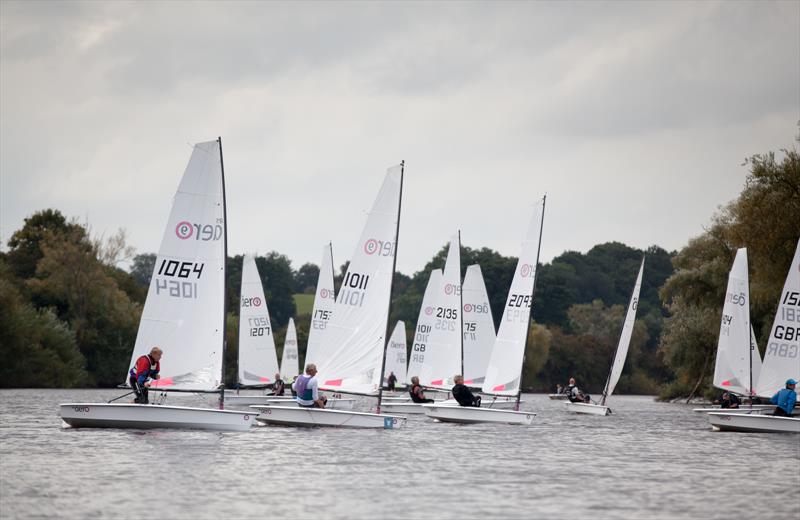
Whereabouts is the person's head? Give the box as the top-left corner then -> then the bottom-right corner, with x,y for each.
569,377 -> 576,385
150,347 -> 163,361
722,392 -> 730,400
305,363 -> 317,376
454,374 -> 464,385
389,371 -> 395,376
275,373 -> 281,380
411,376 -> 419,385
787,378 -> 797,389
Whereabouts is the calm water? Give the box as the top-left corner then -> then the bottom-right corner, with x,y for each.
0,389 -> 798,519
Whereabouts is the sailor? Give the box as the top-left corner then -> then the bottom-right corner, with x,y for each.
129,347 -> 162,404
771,379 -> 797,417
387,371 -> 398,391
409,376 -> 434,403
718,391 -> 741,409
452,375 -> 481,407
566,377 -> 581,403
293,364 -> 326,408
269,373 -> 285,396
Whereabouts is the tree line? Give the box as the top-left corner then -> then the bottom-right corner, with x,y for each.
1,139 -> 796,397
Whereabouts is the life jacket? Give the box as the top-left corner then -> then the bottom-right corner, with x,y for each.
294,375 -> 313,401
409,384 -> 424,403
130,354 -> 160,384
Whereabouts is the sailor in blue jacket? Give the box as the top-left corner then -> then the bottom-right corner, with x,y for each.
771,379 -> 797,417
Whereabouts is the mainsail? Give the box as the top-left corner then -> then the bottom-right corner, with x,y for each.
602,256 -> 645,403
384,321 -> 407,387
281,318 -> 300,379
713,248 -> 762,396
462,264 -> 496,387
128,140 -> 225,391
418,235 -> 462,390
482,199 -> 545,397
238,254 -> 280,386
317,165 -> 403,396
406,269 -> 442,385
304,243 -> 336,367
755,239 -> 800,398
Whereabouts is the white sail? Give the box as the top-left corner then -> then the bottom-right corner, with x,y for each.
406,269 -> 442,384
317,165 -> 403,396
713,248 -> 762,396
482,200 -> 544,396
755,239 -> 800,398
238,255 -> 280,386
462,264 -> 496,387
384,321 -> 407,386
280,318 -> 300,379
418,235 -> 462,390
603,257 -> 645,401
128,140 -> 225,391
304,243 -> 336,367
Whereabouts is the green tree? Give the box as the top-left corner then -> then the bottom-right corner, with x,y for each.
6,209 -> 87,280
294,263 -> 319,294
130,253 -> 157,287
0,261 -> 88,387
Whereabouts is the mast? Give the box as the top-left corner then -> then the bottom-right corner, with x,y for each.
515,195 -> 546,411
218,136 -> 228,410
600,254 -> 644,406
458,230 -> 464,377
377,161 -> 404,414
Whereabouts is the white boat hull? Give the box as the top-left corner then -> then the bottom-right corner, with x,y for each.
225,395 -> 291,406
564,402 -> 610,416
708,412 -> 799,433
380,402 -> 428,414
251,406 -> 406,429
423,404 -> 535,425
59,403 -> 256,431
435,398 -> 523,410
692,405 -> 775,414
548,393 -> 568,400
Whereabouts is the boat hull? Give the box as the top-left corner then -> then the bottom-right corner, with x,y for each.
423,404 -> 535,425
251,406 -> 406,429
708,412 -> 800,433
259,398 -> 356,410
380,402 -> 428,414
59,403 -> 256,431
564,402 -> 610,416
692,405 -> 775,414
547,394 -> 568,400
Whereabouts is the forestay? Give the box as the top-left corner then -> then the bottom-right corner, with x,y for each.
755,239 -> 800,398
238,254 -> 280,386
462,264 -> 496,387
317,165 -> 403,396
304,243 -> 336,367
482,201 -> 544,396
281,318 -> 300,379
603,257 -> 645,401
128,140 -> 225,391
406,269 -> 442,384
418,236 -> 462,390
384,321 -> 407,386
713,248 -> 762,396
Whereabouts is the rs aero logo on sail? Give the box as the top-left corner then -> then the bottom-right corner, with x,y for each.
175,220 -> 223,241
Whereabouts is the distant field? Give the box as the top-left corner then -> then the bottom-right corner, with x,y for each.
294,293 -> 314,315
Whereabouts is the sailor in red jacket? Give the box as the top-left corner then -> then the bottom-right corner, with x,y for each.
129,347 -> 163,404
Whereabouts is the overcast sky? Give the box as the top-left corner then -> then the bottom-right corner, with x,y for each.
1,1 -> 798,276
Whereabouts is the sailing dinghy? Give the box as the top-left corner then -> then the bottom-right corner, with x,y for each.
566,256 -> 644,416
60,139 -> 255,431
692,248 -> 769,413
709,239 -> 800,433
424,197 -> 547,425
252,164 -> 408,429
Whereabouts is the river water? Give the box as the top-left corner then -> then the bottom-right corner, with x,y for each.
0,389 -> 797,519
